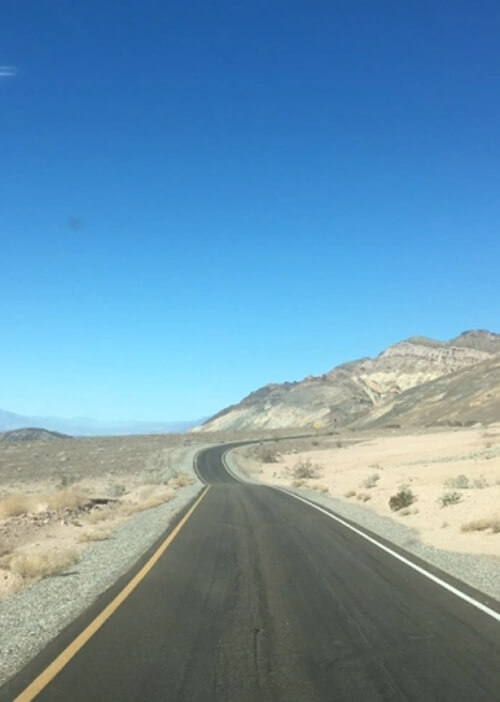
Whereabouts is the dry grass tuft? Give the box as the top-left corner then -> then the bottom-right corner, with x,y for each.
7,549 -> 80,580
85,505 -> 119,523
344,489 -> 356,498
310,484 -> 329,494
362,473 -> 380,489
120,488 -> 174,516
44,490 -> 87,511
170,473 -> 193,489
461,516 -> 500,534
0,495 -> 33,518
77,527 -> 113,543
356,492 -> 372,502
0,490 -> 86,518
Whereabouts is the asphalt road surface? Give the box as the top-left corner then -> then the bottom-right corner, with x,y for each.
4,445 -> 500,701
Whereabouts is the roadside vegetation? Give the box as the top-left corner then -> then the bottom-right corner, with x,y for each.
389,487 -> 417,512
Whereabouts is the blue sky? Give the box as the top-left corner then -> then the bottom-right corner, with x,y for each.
1,0 -> 499,421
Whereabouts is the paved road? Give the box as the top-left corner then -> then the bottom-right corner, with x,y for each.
4,445 -> 500,701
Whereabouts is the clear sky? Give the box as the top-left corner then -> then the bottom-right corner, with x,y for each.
1,1 -> 499,421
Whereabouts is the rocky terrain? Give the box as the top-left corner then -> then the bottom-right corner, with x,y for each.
359,353 -> 500,428
194,330 -> 500,432
0,433 -> 201,601
0,433 -> 208,687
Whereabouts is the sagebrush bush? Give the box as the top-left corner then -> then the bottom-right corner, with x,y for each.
106,483 -> 127,497
356,492 -> 371,502
292,458 -> 321,480
363,473 -> 380,489
461,516 -> 500,533
254,444 -> 279,463
438,491 -> 462,507
472,476 -> 489,489
444,474 -> 470,489
389,487 -> 416,512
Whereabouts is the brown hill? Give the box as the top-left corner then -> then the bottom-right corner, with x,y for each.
0,427 -> 72,442
194,330 -> 500,432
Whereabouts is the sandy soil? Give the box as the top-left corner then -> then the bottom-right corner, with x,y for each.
0,434 -> 205,601
234,426 -> 500,558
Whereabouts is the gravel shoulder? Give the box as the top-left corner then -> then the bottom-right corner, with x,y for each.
0,444 -> 207,687
226,448 -> 500,604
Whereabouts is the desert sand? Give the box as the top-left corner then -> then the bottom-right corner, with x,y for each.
0,434 -> 201,601
233,425 -> 500,558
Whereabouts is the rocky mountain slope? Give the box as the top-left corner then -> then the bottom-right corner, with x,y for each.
359,353 -> 500,428
194,330 -> 500,432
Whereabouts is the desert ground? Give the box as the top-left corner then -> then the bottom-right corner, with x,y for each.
2,425 -> 499,603
0,433 -> 208,601
232,425 -> 500,558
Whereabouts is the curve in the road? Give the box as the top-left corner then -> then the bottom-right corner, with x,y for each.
3,444 -> 500,702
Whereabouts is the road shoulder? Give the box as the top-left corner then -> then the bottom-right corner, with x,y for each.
225,447 -> 500,603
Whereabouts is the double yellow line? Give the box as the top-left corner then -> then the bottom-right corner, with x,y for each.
15,486 -> 210,701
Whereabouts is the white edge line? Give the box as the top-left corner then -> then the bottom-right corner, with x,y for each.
274,486 -> 500,623
222,453 -> 244,482
222,445 -> 500,622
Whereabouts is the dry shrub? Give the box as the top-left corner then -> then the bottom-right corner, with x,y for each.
85,504 -> 119,523
291,479 -> 305,488
362,473 -> 380,489
105,483 -> 127,498
44,490 -> 87,511
444,475 -> 470,490
389,486 -> 416,511
8,549 -> 79,580
438,491 -> 462,507
121,488 -> 174,516
472,476 -> 489,489
0,495 -> 33,518
0,490 -> 86,518
254,444 -> 279,463
356,492 -> 371,502
344,489 -> 356,498
310,484 -> 329,494
293,459 -> 322,480
461,516 -> 500,534
170,473 -> 193,489
77,527 -> 113,543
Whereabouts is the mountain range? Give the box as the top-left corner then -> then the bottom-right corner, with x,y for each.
194,330 -> 500,432
0,410 -> 201,437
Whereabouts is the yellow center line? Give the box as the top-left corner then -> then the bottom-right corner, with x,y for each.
15,485 -> 211,702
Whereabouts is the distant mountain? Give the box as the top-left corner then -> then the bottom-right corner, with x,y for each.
0,427 -> 72,442
193,330 -> 500,432
0,409 -> 201,436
